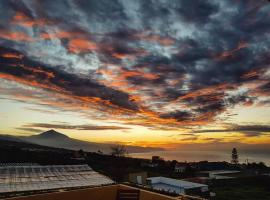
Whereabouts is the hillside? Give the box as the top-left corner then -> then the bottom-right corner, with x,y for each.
0,130 -> 163,154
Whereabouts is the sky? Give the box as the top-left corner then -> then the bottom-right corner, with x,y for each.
0,0 -> 270,150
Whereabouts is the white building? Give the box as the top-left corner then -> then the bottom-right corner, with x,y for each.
201,170 -> 241,179
174,164 -> 187,173
147,177 -> 208,195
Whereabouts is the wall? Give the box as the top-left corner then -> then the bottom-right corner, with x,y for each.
7,184 -> 178,200
151,183 -> 184,194
7,185 -> 118,200
128,172 -> 148,185
119,184 -> 177,200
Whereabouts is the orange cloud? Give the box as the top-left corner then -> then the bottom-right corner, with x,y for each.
40,31 -> 82,40
112,49 -> 148,59
240,68 -> 267,80
0,73 -> 62,93
143,73 -> 160,80
40,30 -> 100,54
135,33 -> 175,46
195,109 -> 223,125
68,38 -> 97,53
7,63 -> 56,79
27,67 -> 55,79
144,35 -> 175,46
100,43 -> 148,60
1,53 -> 23,59
112,52 -> 135,60
11,12 -> 52,27
0,72 -> 134,118
0,81 -> 111,118
241,70 -> 259,79
97,67 -> 159,93
177,83 -> 233,101
214,41 -> 248,61
243,100 -> 253,107
96,68 -> 114,77
118,69 -> 159,80
250,82 -> 270,97
0,30 -> 33,42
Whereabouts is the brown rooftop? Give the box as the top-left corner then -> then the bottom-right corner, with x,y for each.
5,184 -> 206,200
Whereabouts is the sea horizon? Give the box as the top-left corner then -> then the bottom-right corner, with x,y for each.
130,150 -> 270,166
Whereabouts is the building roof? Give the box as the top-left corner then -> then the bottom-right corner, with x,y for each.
203,170 -> 241,175
175,164 -> 187,169
0,164 -> 114,193
147,177 -> 208,189
213,175 -> 235,179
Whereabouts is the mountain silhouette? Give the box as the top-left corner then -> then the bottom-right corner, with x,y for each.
0,130 -> 163,153
33,129 -> 69,139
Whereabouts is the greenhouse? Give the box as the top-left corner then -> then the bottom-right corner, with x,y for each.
0,164 -> 114,193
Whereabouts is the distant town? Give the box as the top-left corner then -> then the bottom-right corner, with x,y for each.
0,132 -> 269,200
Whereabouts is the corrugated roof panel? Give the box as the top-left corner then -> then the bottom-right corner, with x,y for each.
0,164 -> 114,193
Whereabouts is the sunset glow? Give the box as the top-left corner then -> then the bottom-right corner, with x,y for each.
0,0 -> 270,152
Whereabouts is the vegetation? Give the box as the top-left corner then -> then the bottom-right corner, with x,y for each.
110,145 -> 128,157
231,148 -> 239,164
0,140 -> 84,165
211,176 -> 270,200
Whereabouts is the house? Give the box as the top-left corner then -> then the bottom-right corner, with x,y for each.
125,171 -> 148,185
152,156 -> 163,162
141,161 -> 158,168
71,150 -> 86,161
147,177 -> 209,196
193,161 -> 231,171
152,156 -> 165,163
183,177 -> 209,184
174,163 -> 188,173
140,156 -> 164,168
197,170 -> 241,179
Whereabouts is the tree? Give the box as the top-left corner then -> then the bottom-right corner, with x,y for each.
97,150 -> 103,154
231,148 -> 239,164
110,145 -> 128,157
78,149 -> 85,157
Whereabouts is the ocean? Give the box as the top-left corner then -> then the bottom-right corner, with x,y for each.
130,150 -> 270,166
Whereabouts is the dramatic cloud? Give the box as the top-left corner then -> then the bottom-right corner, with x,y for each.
23,123 -> 130,131
194,124 -> 270,133
0,0 -> 270,132
193,124 -> 270,137
15,127 -> 44,133
0,46 -> 138,112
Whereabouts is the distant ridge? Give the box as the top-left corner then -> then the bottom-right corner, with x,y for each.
0,130 -> 163,154
0,134 -> 26,143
